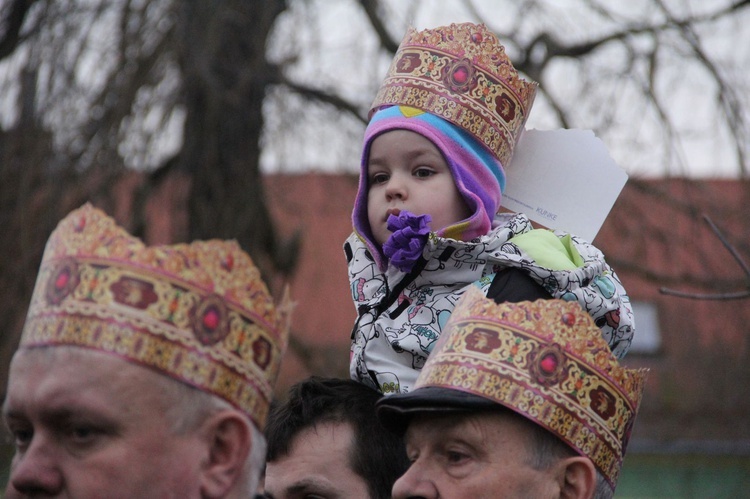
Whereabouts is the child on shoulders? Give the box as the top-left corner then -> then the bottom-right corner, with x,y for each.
345,23 -> 633,395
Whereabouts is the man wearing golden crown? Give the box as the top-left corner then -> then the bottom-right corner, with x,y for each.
2,204 -> 290,498
377,287 -> 647,499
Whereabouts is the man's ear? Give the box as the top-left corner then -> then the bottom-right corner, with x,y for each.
199,410 -> 253,498
556,455 -> 598,499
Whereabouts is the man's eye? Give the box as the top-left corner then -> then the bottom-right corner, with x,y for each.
11,428 -> 33,449
73,427 -> 93,439
446,450 -> 469,464
67,425 -> 100,444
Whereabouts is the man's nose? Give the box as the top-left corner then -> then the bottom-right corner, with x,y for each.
7,435 -> 64,496
391,459 -> 438,499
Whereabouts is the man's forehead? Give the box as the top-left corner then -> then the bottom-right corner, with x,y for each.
291,420 -> 355,450
5,347 -> 161,411
405,410 -> 527,443
265,421 -> 364,498
11,346 -> 137,377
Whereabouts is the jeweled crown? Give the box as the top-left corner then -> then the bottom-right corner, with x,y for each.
20,204 -> 290,430
416,286 -> 647,488
370,23 -> 537,167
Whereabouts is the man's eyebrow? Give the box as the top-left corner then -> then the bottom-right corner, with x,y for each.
2,407 -> 71,430
2,406 -> 26,423
35,407 -> 79,427
286,477 -> 338,496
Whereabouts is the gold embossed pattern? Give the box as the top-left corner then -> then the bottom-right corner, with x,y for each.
371,23 -> 537,167
416,287 -> 647,487
20,203 -> 290,430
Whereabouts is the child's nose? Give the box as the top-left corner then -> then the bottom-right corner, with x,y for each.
385,175 -> 407,201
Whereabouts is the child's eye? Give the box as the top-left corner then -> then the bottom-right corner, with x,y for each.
413,167 -> 435,178
371,172 -> 390,184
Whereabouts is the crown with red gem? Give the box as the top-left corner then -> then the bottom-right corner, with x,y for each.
19,204 -> 291,430
415,286 -> 647,489
370,23 -> 537,167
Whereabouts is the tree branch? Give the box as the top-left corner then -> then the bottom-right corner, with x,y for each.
0,0 -> 35,60
656,0 -> 749,177
515,1 -> 750,81
282,79 -> 368,124
359,0 -> 399,54
660,215 -> 750,300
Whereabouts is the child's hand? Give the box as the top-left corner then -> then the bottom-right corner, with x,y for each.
383,211 -> 432,272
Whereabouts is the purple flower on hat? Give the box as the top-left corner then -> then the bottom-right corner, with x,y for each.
383,211 -> 432,272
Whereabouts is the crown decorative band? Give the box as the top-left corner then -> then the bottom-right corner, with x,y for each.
370,24 -> 537,167
21,256 -> 281,428
416,294 -> 646,487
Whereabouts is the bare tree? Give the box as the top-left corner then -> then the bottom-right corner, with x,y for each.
0,0 -> 748,487
267,0 -> 749,178
0,0 -> 293,363
265,0 -> 750,294
0,0 -> 747,387
0,0 -> 748,453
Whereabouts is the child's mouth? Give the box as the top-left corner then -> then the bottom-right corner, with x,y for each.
385,208 -> 401,221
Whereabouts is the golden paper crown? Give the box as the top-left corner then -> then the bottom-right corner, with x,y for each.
20,204 -> 290,430
371,23 -> 537,167
416,287 -> 647,488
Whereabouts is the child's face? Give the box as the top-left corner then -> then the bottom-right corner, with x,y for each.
367,129 -> 470,246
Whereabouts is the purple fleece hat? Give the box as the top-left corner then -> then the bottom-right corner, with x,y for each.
352,106 -> 506,269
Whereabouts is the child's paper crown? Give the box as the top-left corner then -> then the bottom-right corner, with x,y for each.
19,204 -> 291,430
370,23 -> 537,168
412,287 -> 646,488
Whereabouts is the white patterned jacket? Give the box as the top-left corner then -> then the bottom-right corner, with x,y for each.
344,213 -> 634,395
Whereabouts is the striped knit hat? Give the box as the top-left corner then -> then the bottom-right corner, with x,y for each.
352,105 -> 505,269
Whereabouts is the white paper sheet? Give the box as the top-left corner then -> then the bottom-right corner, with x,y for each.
501,129 -> 628,242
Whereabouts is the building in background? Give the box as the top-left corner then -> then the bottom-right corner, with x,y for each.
1,173 -> 748,497
265,173 -> 750,498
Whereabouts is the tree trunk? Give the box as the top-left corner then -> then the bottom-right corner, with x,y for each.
178,0 -> 289,280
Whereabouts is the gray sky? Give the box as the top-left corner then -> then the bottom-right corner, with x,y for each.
261,0 -> 750,178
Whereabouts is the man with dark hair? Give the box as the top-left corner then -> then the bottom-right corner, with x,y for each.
377,287 -> 647,499
264,377 -> 409,499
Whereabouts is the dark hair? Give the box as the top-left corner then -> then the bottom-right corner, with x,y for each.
265,377 -> 409,499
